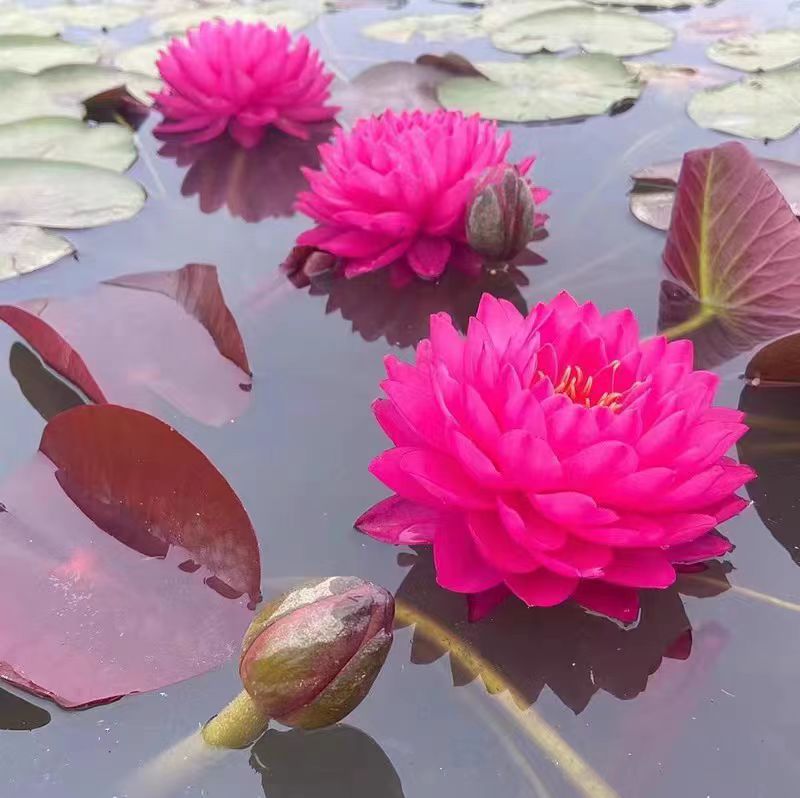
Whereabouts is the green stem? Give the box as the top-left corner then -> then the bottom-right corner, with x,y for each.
202,690 -> 271,749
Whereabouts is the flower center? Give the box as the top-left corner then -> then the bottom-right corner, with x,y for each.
553,362 -> 625,411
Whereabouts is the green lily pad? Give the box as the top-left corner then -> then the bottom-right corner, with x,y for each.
0,35 -> 98,74
0,118 -> 136,172
688,68 -> 800,140
363,14 -> 484,43
438,53 -> 642,122
37,4 -> 147,30
707,29 -> 800,72
479,0 -> 583,33
0,159 -> 145,228
0,224 -> 74,279
0,71 -> 83,124
113,39 -> 169,78
151,4 -> 319,37
36,64 -> 161,108
588,0 -> 710,6
0,8 -> 61,36
491,6 -> 675,56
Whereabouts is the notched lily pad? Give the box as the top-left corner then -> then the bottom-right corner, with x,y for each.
0,35 -> 98,74
0,404 -> 260,709
0,118 -> 136,172
437,53 -> 642,122
36,64 -> 161,110
0,159 -> 144,229
0,70 -> 83,124
707,29 -> 800,73
363,14 -> 483,43
0,225 -> 74,280
688,68 -> 800,140
491,6 -> 675,57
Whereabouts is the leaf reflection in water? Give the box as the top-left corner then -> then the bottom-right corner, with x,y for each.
157,125 -> 333,221
250,725 -> 405,798
0,687 -> 50,731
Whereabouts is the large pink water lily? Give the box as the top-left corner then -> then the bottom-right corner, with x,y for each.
357,292 -> 754,623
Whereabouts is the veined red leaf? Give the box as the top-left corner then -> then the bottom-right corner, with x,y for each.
0,404 -> 260,709
659,141 -> 800,368
0,263 -> 252,426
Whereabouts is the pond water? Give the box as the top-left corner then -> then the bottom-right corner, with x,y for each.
1,0 -> 800,796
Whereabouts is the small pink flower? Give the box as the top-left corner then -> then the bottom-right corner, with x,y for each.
356,293 -> 755,624
296,110 -> 549,281
153,22 -> 338,148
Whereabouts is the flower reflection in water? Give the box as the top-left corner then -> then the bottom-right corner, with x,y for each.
250,725 -> 405,798
395,549 -> 731,714
158,125 -> 334,221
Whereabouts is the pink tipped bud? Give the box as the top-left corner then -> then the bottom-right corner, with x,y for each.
467,165 -> 536,262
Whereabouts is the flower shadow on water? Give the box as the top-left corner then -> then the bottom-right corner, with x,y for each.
157,125 -> 334,221
249,725 -> 405,798
395,549 -> 731,714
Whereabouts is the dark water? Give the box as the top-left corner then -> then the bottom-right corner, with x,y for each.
1,0 -> 800,796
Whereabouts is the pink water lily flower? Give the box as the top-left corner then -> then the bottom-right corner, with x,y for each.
356,293 -> 755,623
153,22 -> 338,148
296,109 -> 549,281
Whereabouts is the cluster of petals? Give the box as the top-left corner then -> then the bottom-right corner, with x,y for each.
356,292 -> 754,623
153,21 -> 338,148
296,109 -> 549,281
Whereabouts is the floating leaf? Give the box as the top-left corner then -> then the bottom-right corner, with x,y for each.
151,5 -> 319,36
630,156 -> 800,230
588,0 -> 711,7
36,63 -> 161,110
0,404 -> 260,708
1,264 -> 253,426
0,70 -> 83,124
658,142 -> 800,368
478,0 -> 583,33
0,7 -> 61,36
0,159 -> 144,228
0,224 -> 73,279
0,118 -> 136,172
0,35 -> 98,74
38,3 -> 147,30
113,38 -> 168,78
362,14 -> 483,43
707,29 -> 800,72
491,6 -> 675,57
332,55 -> 483,127
738,382 -> 800,569
438,54 -> 641,122
688,68 -> 800,140
744,334 -> 800,385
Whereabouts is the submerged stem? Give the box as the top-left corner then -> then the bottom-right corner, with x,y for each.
202,690 -> 271,749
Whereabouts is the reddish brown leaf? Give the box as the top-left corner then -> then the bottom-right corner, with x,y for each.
744,333 -> 800,385
1,264 -> 252,426
0,404 -> 260,709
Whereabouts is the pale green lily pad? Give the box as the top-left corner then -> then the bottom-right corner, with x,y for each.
491,6 -> 675,57
0,71 -> 83,124
588,0 -> 710,6
37,4 -> 147,30
0,118 -> 136,172
0,35 -> 98,74
479,0 -> 583,33
0,8 -> 61,36
37,64 -> 162,108
438,53 -> 642,122
688,68 -> 800,140
0,224 -> 74,279
0,159 -> 145,228
151,5 -> 319,36
363,14 -> 484,44
707,29 -> 800,72
113,38 -> 169,78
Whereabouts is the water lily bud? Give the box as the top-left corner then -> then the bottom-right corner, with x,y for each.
202,577 -> 394,748
466,164 -> 536,262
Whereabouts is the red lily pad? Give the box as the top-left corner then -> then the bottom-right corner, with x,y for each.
658,142 -> 800,368
0,263 -> 252,426
0,404 -> 260,709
